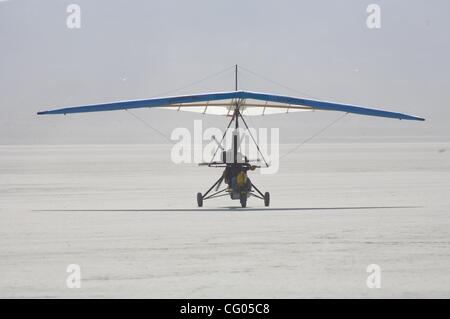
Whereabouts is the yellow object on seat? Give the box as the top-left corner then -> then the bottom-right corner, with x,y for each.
237,171 -> 247,189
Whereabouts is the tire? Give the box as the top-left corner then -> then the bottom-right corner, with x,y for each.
264,192 -> 270,207
240,193 -> 247,208
197,192 -> 203,207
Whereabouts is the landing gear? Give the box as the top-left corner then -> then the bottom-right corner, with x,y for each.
264,192 -> 270,207
197,192 -> 203,207
196,101 -> 271,208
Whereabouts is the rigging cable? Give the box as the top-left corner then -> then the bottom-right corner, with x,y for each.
125,65 -> 237,142
238,65 -> 350,160
125,109 -> 174,144
279,112 -> 349,160
238,65 -> 322,99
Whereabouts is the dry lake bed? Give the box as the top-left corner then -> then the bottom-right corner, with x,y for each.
1,143 -> 449,298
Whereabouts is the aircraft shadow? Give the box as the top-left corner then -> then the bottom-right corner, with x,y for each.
34,206 -> 422,213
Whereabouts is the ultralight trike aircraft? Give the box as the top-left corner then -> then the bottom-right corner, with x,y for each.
37,65 -> 424,207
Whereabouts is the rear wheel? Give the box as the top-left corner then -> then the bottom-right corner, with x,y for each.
197,192 -> 203,207
264,192 -> 270,207
240,193 -> 247,208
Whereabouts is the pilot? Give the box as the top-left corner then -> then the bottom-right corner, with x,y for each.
235,170 -> 251,191
224,161 -> 256,191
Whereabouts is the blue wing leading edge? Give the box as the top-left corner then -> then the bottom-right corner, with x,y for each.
37,90 -> 425,121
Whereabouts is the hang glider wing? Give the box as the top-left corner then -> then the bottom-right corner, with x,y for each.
37,91 -> 425,121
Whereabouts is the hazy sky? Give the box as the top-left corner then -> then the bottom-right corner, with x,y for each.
1,0 -> 449,144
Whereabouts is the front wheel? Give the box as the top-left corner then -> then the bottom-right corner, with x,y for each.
264,192 -> 270,207
197,192 -> 203,207
240,193 -> 247,208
